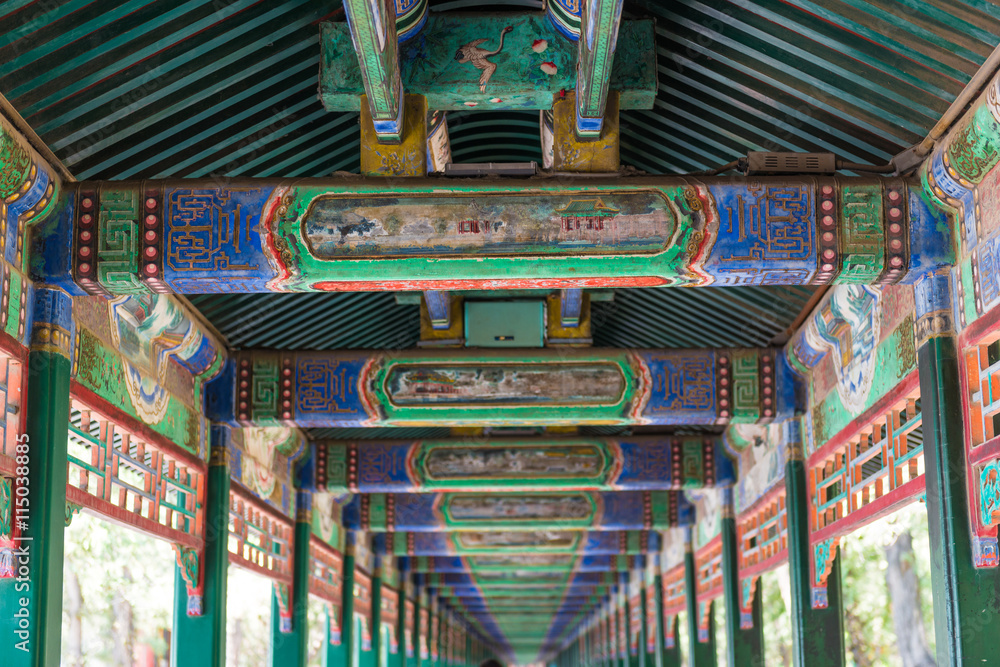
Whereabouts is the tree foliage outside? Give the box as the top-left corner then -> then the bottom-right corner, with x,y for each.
759,502 -> 935,667
226,566 -> 274,667
61,512 -> 174,666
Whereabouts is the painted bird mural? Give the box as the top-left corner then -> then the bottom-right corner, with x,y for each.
455,26 -> 514,92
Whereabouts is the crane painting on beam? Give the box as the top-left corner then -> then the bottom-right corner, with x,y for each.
455,26 -> 514,93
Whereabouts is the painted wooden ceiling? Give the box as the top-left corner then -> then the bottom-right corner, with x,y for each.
2,0 -> 993,178
2,1 -> 988,661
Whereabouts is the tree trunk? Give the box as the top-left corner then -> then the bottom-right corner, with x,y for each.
112,590 -> 134,666
64,566 -> 84,667
885,531 -> 935,667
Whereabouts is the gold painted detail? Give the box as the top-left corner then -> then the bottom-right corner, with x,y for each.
30,322 -> 71,357
915,309 -> 955,345
552,91 -> 620,172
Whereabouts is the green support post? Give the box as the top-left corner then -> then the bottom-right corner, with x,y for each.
919,327 -> 1000,663
661,616 -> 681,667
0,289 -> 72,667
371,550 -> 384,667
341,535 -> 358,667
624,571 -> 643,667
323,601 -> 348,667
172,426 -> 232,667
397,563 -> 409,667
786,436 -> 845,667
647,563 -> 663,667
270,495 -> 312,666
684,532 -> 717,667
412,582 -> 422,667
721,491 -> 764,666
638,574 -> 649,667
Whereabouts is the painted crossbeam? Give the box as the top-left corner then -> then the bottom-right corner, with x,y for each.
321,14 -> 655,112
35,176 -> 948,296
391,529 -> 661,556
343,490 -> 684,532
234,347 -> 786,427
316,436 -> 735,493
411,554 -> 629,573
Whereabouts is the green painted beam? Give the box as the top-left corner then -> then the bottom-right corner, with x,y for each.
235,346 -> 780,428
321,14 -> 654,112
319,436 -> 730,493
36,176 -> 940,295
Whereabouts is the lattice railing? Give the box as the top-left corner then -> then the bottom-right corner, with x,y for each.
964,330 -> 1000,567
967,336 -> 1000,448
737,489 -> 787,576
309,536 -> 343,603
628,592 -> 641,656
809,391 -> 924,538
228,485 -> 293,583
382,585 -> 400,654
309,534 -> 344,644
66,402 -> 204,547
661,565 -> 685,649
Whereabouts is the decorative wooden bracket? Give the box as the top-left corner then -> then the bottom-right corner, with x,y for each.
738,576 -> 758,629
343,0 -> 404,142
173,544 -> 205,617
576,0 -> 624,138
810,537 -> 840,609
274,581 -> 293,633
423,291 -> 452,330
0,476 -> 12,579
560,289 -> 583,327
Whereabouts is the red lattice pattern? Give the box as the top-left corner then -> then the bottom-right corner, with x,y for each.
66,401 -> 204,548
809,389 -> 923,540
737,490 -> 787,576
228,485 -> 293,583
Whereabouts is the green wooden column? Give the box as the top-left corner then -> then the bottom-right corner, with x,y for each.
661,616 -> 681,667
323,600 -> 348,667
172,425 -> 232,667
0,289 -> 71,667
638,571 -> 649,667
648,562 -> 664,667
341,534 -> 358,667
786,434 -> 845,667
624,570 -> 644,667
371,538 -> 385,667
683,531 -> 716,667
720,490 -> 764,666
412,580 -> 422,667
919,328 -> 1000,663
397,560 -> 410,667
271,494 -> 312,666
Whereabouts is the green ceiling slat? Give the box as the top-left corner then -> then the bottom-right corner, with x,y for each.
12,1 -> 297,117
61,47 -> 320,172
780,0 -> 982,80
